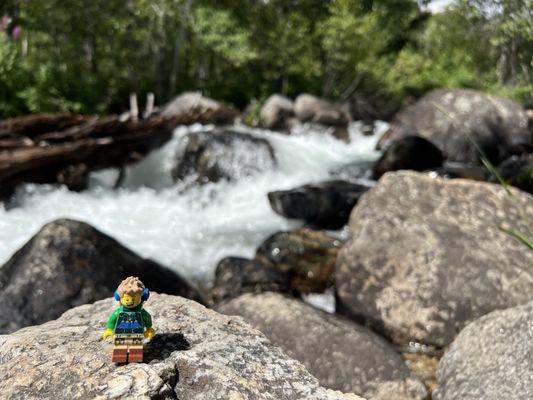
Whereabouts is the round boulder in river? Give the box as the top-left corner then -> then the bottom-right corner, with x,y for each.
172,129 -> 276,184
434,301 -> 533,400
335,171 -> 533,347
217,292 -> 427,400
0,218 -> 202,334
0,294 -> 361,400
378,88 -> 532,165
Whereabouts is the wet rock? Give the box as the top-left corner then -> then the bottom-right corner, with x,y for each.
211,257 -> 291,303
260,94 -> 296,131
0,294 -> 362,400
217,292 -> 427,399
268,180 -> 370,229
255,228 -> 342,294
434,301 -> 533,400
373,136 -> 444,179
379,89 -> 532,165
211,228 -> 343,303
172,129 -> 276,184
335,171 -> 533,347
162,91 -> 238,125
0,219 -> 202,334
493,153 -> 533,193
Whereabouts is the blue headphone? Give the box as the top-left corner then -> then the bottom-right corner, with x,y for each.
114,288 -> 150,302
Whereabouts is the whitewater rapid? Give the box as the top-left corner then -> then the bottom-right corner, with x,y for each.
0,122 -> 386,285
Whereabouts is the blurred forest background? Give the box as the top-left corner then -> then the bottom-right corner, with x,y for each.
0,0 -> 531,118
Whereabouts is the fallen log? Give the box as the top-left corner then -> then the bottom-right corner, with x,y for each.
0,115 -> 175,197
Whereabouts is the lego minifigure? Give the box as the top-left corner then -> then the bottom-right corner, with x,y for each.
102,276 -> 155,363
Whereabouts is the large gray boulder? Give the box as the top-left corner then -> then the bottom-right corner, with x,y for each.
378,88 -> 532,165
434,301 -> 533,400
217,293 -> 427,400
335,171 -> 533,347
260,94 -> 296,131
0,219 -> 202,334
0,293 -> 362,400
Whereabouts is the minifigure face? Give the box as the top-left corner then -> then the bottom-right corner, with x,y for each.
120,292 -> 142,308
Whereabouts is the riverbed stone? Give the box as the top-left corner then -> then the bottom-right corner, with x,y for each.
0,218 -> 202,334
434,301 -> 533,400
260,94 -> 296,131
379,88 -> 532,165
268,180 -> 370,229
217,292 -> 427,399
172,129 -> 276,184
335,171 -> 533,347
0,293 -> 363,400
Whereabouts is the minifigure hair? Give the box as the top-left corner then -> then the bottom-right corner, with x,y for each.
117,276 -> 145,296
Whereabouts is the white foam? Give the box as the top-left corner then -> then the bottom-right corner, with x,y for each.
0,122 -> 385,284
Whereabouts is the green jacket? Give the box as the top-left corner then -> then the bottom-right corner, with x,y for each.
106,304 -> 152,332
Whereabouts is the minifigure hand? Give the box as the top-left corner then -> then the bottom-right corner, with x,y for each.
144,327 -> 155,340
102,328 -> 114,341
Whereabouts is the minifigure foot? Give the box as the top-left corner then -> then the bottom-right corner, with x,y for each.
128,348 -> 143,363
112,348 -> 128,363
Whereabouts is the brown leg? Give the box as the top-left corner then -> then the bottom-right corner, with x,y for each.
128,346 -> 144,363
112,346 -> 128,363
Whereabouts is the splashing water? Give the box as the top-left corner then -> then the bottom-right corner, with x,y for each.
0,122 -> 385,285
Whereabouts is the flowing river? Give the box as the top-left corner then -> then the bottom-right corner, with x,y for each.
0,122 -> 386,286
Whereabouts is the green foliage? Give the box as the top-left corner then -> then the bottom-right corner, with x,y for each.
0,0 -> 531,117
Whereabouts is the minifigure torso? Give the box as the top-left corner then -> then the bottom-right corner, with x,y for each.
107,305 -> 152,335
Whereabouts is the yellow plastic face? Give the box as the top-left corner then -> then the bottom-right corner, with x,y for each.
120,292 -> 142,308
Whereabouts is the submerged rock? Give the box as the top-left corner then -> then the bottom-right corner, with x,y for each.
217,293 -> 427,399
434,301 -> 533,400
335,171 -> 533,347
268,180 -> 370,229
0,219 -> 202,334
162,91 -> 238,125
379,88 -> 532,165
260,94 -> 296,131
172,129 -> 276,184
373,136 -> 444,179
0,294 -> 362,400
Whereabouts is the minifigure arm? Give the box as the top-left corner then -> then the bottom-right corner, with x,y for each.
141,309 -> 155,339
141,309 -> 152,328
107,308 -> 121,329
102,308 -> 120,340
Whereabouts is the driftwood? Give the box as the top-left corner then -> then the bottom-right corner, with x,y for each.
0,96 -> 239,197
0,114 -> 175,196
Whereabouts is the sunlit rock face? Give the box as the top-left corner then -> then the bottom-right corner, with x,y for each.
434,301 -> 533,400
217,292 -> 427,399
379,88 -> 532,165
0,294 -> 363,400
336,171 -> 533,347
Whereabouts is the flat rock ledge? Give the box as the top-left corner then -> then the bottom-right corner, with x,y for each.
0,293 -> 362,400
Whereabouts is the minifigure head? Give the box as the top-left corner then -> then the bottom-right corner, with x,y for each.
114,276 -> 149,308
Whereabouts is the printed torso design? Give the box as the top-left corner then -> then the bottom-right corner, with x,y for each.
114,310 -> 144,334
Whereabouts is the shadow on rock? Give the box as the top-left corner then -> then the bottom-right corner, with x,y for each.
145,332 -> 190,362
